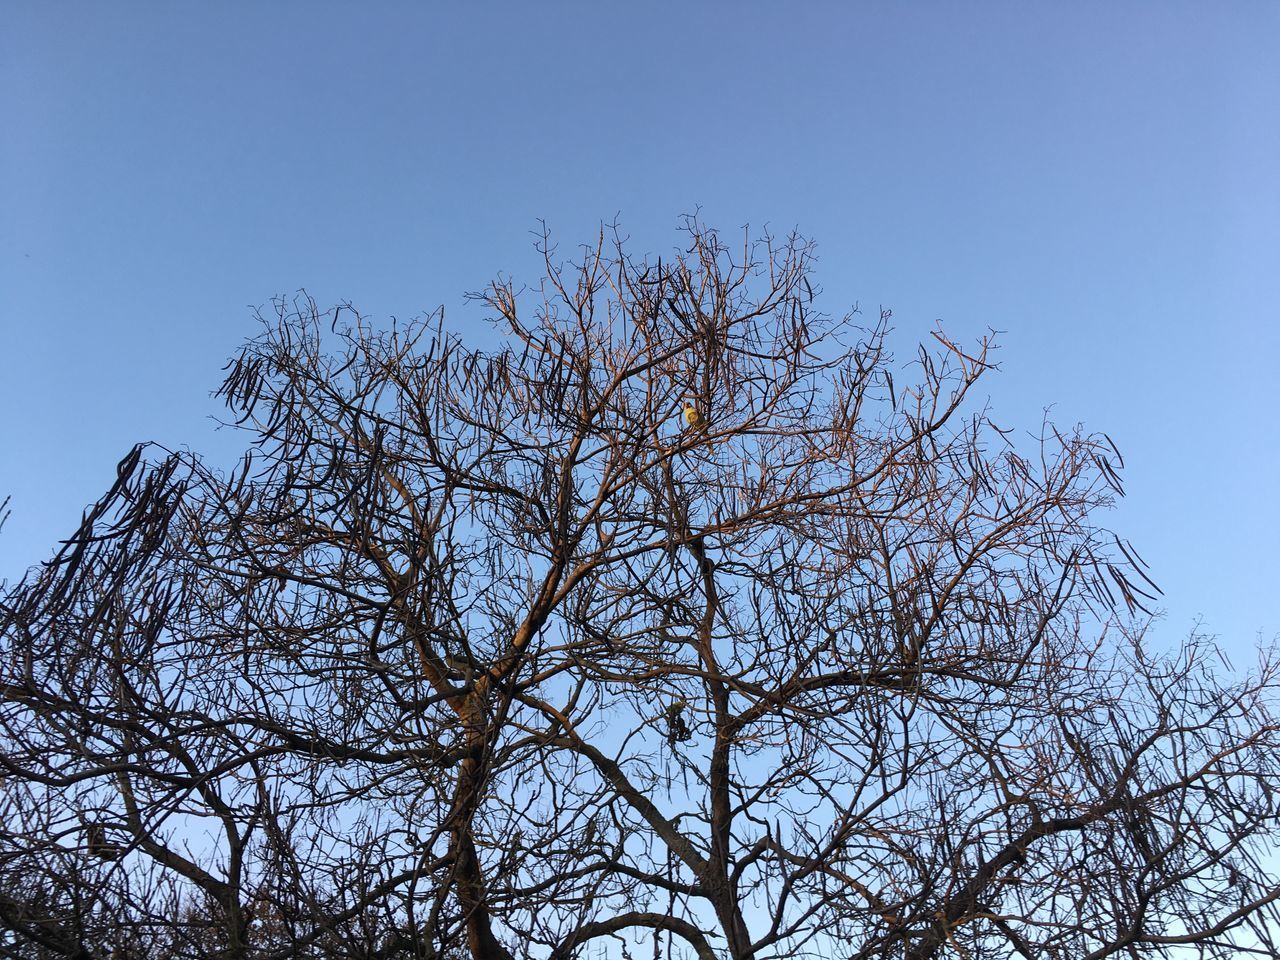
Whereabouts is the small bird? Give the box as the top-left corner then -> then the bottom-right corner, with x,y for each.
682,401 -> 705,430
86,823 -> 122,862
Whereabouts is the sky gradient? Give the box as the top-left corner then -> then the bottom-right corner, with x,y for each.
2,2 -> 1277,662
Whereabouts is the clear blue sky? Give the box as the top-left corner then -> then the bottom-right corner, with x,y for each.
2,3 -> 1277,659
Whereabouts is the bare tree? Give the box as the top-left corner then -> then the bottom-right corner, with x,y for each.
2,219 -> 1278,960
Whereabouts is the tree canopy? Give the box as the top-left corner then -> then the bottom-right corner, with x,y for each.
3,221 -> 1278,959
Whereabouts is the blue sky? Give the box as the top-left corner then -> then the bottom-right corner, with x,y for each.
2,2 -> 1277,660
